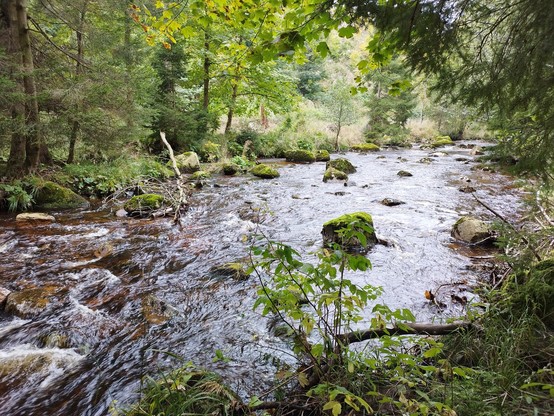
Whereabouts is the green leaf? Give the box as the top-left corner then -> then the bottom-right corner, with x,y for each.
323,400 -> 342,416
338,25 -> 357,38
316,41 -> 330,58
423,347 -> 442,358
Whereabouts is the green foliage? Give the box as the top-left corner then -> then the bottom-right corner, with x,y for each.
251,218 -> 460,415
121,364 -> 239,416
57,157 -> 173,197
0,182 -> 35,212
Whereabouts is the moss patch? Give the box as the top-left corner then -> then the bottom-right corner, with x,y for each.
190,170 -> 211,181
124,194 -> 164,215
285,149 -> 316,163
222,163 -> 239,175
430,136 -> 454,148
315,150 -> 331,162
33,181 -> 89,210
323,167 -> 348,182
171,152 -> 200,173
326,158 -> 356,174
251,164 -> 279,179
322,212 -> 377,252
351,143 -> 380,152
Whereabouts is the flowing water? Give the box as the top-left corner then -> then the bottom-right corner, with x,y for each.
0,143 -> 523,415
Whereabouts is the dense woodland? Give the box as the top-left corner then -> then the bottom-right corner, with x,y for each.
0,1 -> 553,415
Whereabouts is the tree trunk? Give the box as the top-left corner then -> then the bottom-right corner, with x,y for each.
202,32 -> 210,111
224,81 -> 238,134
67,4 -> 86,164
335,104 -> 343,150
3,0 -> 26,177
15,0 -> 41,172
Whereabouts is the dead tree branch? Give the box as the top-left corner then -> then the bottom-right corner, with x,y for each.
160,131 -> 187,223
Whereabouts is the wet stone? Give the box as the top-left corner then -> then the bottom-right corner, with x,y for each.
381,198 -> 406,207
397,170 -> 413,177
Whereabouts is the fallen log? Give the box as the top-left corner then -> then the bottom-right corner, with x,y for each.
339,322 -> 472,345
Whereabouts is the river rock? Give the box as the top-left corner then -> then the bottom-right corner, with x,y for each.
322,212 -> 377,252
0,346 -> 83,380
16,212 -> 55,222
315,150 -> 330,162
430,135 -> 454,148
326,158 -> 356,174
0,287 -> 11,309
5,286 -> 62,318
285,149 -> 316,163
351,143 -> 380,152
222,163 -> 239,175
381,198 -> 405,207
397,170 -> 413,177
451,216 -> 494,245
124,194 -> 165,217
190,170 -> 211,181
419,157 -> 434,164
323,167 -> 348,182
470,146 -> 484,155
459,186 -> 476,193
141,295 -> 177,325
172,151 -> 200,173
209,262 -> 250,281
33,181 -> 89,210
251,163 -> 279,179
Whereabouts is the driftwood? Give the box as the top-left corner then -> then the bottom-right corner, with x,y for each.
160,132 -> 187,223
339,322 -> 472,345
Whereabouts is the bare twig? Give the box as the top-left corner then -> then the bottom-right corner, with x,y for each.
160,131 -> 187,223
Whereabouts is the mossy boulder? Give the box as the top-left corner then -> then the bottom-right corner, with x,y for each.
285,149 -> 316,163
190,170 -> 211,181
326,158 -> 356,174
172,152 -> 200,173
124,194 -> 165,216
451,216 -> 493,245
351,143 -> 380,152
321,212 -> 377,252
251,163 -> 279,179
34,181 -> 89,210
323,167 -> 348,182
315,150 -> 331,162
430,136 -> 454,148
222,163 -> 239,175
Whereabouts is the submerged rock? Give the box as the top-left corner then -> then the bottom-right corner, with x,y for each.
459,186 -> 476,193
326,158 -> 356,174
16,213 -> 55,222
33,181 -> 89,210
321,212 -> 377,252
5,286 -> 62,318
419,157 -> 434,164
285,149 -> 316,163
0,287 -> 11,310
141,295 -> 177,325
451,216 -> 494,245
397,170 -> 413,177
323,167 -> 348,182
251,164 -> 279,179
315,150 -> 331,162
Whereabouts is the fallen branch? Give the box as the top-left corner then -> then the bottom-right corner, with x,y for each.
160,131 -> 187,223
339,322 -> 472,345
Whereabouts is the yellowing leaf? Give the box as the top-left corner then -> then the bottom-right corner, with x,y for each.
297,372 -> 309,387
323,400 -> 342,416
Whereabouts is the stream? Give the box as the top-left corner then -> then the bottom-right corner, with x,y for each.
0,143 -> 523,415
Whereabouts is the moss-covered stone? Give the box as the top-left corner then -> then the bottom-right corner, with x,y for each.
326,158 -> 356,174
222,163 -> 239,175
190,170 -> 211,181
351,143 -> 380,152
321,212 -> 377,252
210,262 -> 250,281
34,181 -> 89,210
323,167 -> 348,182
124,194 -> 164,215
285,149 -> 316,163
251,163 -> 279,179
451,216 -> 493,245
315,150 -> 331,162
430,135 -> 454,148
171,151 -> 200,173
